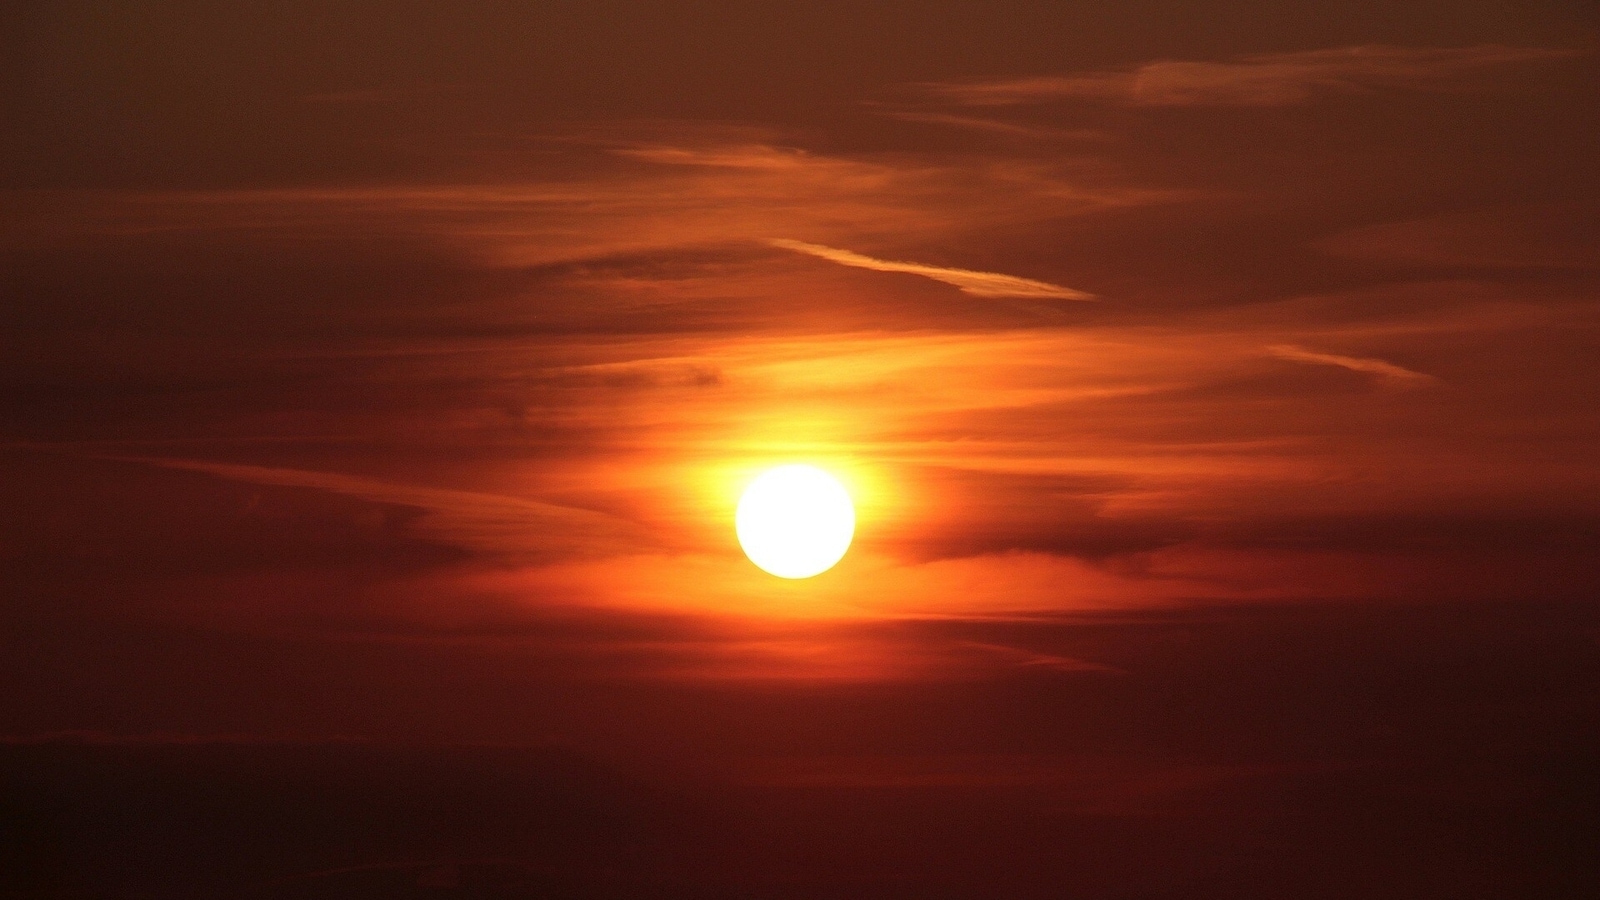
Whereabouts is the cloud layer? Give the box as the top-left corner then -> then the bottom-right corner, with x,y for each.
1265,344 -> 1438,384
920,45 -> 1580,107
769,238 -> 1094,299
4,38 -> 1598,681
5,11 -> 1600,897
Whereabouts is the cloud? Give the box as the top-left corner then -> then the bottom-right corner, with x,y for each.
1265,344 -> 1438,384
608,143 -> 817,170
769,239 -> 1094,300
958,641 -> 1123,674
9,115 -> 1596,618
1314,205 -> 1600,270
921,45 -> 1580,107
10,136 -> 1163,271
874,110 -> 1110,141
125,457 -> 648,561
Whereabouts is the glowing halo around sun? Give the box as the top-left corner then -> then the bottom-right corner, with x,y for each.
735,464 -> 856,579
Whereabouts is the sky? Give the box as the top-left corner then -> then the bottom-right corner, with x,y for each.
4,2 -> 1600,897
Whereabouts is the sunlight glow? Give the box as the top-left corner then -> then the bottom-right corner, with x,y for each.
736,465 -> 855,579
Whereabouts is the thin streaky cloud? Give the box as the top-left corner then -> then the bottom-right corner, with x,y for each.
875,110 -> 1109,141
7,139 -> 1170,269
610,143 -> 814,169
879,111 -> 1049,136
1266,345 -> 1438,384
922,44 -> 1580,107
959,642 -> 1124,674
122,457 -> 647,560
769,239 -> 1094,300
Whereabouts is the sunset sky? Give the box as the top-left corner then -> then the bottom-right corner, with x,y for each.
5,2 -> 1600,897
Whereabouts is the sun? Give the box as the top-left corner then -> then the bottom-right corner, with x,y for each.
736,464 -> 855,579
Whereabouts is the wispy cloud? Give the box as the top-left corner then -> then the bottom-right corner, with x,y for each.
126,458 -> 648,561
769,239 -> 1094,300
1266,344 -> 1438,384
1314,204 -> 1600,270
11,136 -> 1163,270
959,641 -> 1123,674
921,45 -> 1579,107
609,143 -> 817,170
874,110 -> 1110,141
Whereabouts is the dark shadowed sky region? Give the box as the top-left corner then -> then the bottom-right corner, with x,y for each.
4,2 -> 1600,898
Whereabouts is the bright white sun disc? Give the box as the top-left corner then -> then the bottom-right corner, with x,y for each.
736,464 -> 855,579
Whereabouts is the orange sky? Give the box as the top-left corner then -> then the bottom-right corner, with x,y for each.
4,4 -> 1600,895
5,1 -> 1599,676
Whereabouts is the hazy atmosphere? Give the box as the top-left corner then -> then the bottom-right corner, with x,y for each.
5,2 -> 1600,897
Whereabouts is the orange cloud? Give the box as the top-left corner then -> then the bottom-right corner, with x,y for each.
21,135 -> 1166,269
873,110 -> 1111,141
14,109 -> 1598,648
920,45 -> 1580,107
1314,204 -> 1600,270
768,239 -> 1094,300
128,457 -> 649,562
1265,344 -> 1438,384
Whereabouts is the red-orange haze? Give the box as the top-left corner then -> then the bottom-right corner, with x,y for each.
4,2 -> 1600,897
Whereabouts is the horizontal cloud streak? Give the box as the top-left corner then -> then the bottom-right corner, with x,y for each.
7,137 -> 1169,275
1266,344 -> 1438,384
922,45 -> 1579,107
1315,204 -> 1600,270
126,457 -> 648,561
769,239 -> 1094,300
